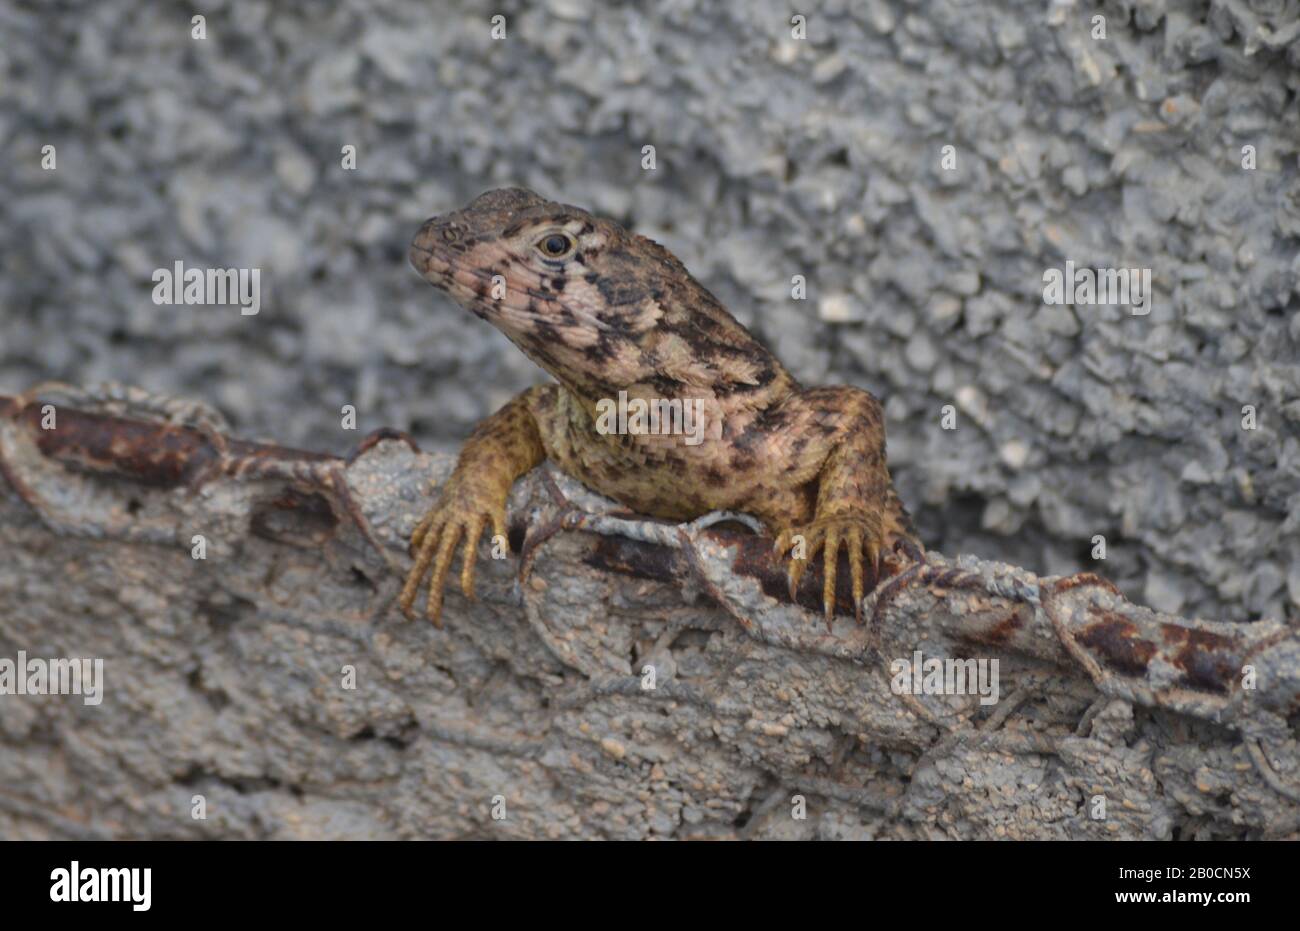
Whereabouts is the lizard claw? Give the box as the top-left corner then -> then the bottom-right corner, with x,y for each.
399,476 -> 508,627
774,512 -> 886,628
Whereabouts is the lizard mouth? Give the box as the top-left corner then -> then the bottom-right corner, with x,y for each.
408,240 -> 460,295
408,238 -> 530,328
408,240 -> 444,274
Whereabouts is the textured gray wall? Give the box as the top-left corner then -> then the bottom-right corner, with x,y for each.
1,0 -> 1298,625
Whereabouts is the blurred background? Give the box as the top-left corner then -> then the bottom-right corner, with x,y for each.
1,0 -> 1297,622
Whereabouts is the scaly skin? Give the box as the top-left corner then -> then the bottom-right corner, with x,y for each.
398,188 -> 918,627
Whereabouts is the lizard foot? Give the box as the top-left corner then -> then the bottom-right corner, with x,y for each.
773,512 -> 886,628
398,476 -> 508,627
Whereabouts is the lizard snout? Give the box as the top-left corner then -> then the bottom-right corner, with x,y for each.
409,217 -> 460,276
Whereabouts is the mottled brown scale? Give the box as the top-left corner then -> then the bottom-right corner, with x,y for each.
398,187 -> 918,627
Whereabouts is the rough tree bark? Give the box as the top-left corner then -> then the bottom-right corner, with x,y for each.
0,386 -> 1296,839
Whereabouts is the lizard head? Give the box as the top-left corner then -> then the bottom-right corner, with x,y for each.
410,187 -> 787,402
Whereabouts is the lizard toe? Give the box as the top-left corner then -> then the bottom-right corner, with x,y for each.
786,553 -> 809,602
821,526 -> 841,629
399,521 -> 444,619
459,516 -> 487,600
424,525 -> 463,628
846,527 -> 865,625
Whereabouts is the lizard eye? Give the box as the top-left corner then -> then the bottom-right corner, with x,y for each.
536,232 -> 575,259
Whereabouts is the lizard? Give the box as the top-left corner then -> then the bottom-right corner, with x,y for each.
397,187 -> 918,628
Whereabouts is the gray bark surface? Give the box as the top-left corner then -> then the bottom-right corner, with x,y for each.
1,392 -> 1295,839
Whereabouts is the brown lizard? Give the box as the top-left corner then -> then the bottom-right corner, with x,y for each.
398,188 -> 918,627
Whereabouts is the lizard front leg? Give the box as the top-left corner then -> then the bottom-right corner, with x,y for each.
399,385 -> 552,625
768,387 -> 917,626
